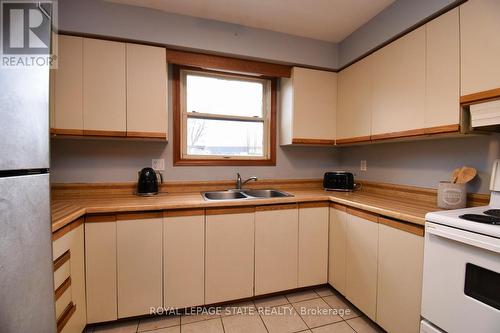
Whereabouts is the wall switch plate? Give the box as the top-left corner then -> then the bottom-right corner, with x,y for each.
360,160 -> 367,171
152,159 -> 165,171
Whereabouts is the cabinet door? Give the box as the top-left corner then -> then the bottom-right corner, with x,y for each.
377,219 -> 424,333
461,0 -> 500,96
85,215 -> 117,323
164,209 -> 205,309
255,204 -> 298,295
298,203 -> 329,287
328,204 -> 348,294
126,43 -> 168,139
345,209 -> 378,321
426,8 -> 460,129
52,35 -> 83,134
371,27 -> 426,137
83,38 -> 126,135
117,213 -> 163,318
205,208 -> 255,304
337,57 -> 372,143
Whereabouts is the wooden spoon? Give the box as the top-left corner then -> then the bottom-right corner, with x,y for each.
451,168 -> 461,183
456,167 -> 477,184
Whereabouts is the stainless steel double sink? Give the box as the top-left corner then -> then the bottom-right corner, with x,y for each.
202,189 -> 293,201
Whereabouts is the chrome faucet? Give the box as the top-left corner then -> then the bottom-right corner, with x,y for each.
236,173 -> 258,190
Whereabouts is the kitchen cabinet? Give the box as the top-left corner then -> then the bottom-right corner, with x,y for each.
51,35 -> 83,135
85,215 -> 117,323
298,202 -> 329,287
336,57 -> 372,144
205,207 -> 255,304
345,208 -> 379,321
328,204 -> 348,294
83,38 -> 126,136
255,204 -> 298,295
371,27 -> 426,139
425,8 -> 460,129
164,209 -> 205,309
376,218 -> 424,333
126,43 -> 168,139
116,212 -> 163,318
460,0 -> 500,99
280,67 -> 337,145
52,219 -> 86,333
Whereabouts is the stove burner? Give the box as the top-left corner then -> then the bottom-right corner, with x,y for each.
484,209 -> 500,218
459,214 -> 500,225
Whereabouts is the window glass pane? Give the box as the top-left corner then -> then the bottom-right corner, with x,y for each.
186,74 -> 263,117
187,118 -> 264,157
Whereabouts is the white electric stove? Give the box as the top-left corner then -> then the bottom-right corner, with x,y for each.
420,160 -> 500,333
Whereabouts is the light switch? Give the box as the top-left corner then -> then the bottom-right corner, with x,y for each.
360,160 -> 367,171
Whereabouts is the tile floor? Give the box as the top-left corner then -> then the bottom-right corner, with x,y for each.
87,286 -> 385,333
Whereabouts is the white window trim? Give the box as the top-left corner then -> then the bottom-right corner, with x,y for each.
179,68 -> 272,160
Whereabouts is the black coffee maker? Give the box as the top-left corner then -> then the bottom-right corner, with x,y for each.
136,167 -> 163,196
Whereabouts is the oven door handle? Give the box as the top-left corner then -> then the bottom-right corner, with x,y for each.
426,224 -> 500,254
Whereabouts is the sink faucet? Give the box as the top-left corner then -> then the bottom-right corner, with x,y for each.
236,173 -> 258,190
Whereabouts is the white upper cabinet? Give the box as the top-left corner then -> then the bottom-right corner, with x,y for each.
371,27 -> 426,137
281,67 -> 337,145
460,0 -> 500,98
425,8 -> 460,129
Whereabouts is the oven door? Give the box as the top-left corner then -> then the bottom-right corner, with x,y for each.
421,222 -> 500,333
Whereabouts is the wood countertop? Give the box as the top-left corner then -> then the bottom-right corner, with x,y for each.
51,179 -> 489,233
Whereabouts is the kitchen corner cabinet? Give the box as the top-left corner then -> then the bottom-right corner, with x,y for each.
116,212 -> 163,318
345,209 -> 379,321
298,202 -> 329,287
376,218 -> 424,333
255,204 -> 299,295
126,43 -> 168,139
164,209 -> 205,309
460,0 -> 500,98
371,27 -> 426,138
280,67 -> 337,145
85,215 -> 117,324
205,207 -> 255,304
328,204 -> 348,294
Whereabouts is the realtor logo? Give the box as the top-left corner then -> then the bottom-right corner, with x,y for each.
1,0 -> 57,67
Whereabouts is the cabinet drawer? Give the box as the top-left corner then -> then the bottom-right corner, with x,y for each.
53,250 -> 71,290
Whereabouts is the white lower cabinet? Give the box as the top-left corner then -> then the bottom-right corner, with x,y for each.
345,209 -> 379,321
298,202 -> 329,287
205,207 -> 255,304
116,212 -> 163,318
164,209 -> 205,309
376,218 -> 424,333
328,204 -> 348,294
255,204 -> 299,295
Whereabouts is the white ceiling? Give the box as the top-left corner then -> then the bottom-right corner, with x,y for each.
106,0 -> 395,43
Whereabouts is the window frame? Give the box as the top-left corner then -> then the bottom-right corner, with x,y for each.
173,65 -> 277,166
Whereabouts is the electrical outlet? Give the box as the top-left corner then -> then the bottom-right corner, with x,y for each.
152,159 -> 165,171
360,160 -> 367,171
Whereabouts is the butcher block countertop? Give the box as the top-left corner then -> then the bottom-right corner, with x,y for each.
51,179 -> 489,233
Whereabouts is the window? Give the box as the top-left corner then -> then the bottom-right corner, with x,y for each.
173,65 -> 276,166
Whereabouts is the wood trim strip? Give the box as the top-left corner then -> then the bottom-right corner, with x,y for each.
55,277 -> 72,301
379,216 -> 424,237
460,88 -> 500,105
423,124 -> 460,135
85,214 -> 117,223
330,203 -> 347,212
346,207 -> 378,223
299,202 -> 329,209
53,250 -> 71,272
256,203 -> 298,212
335,136 -> 371,145
166,49 -> 291,78
116,211 -> 163,221
291,138 -> 335,145
52,217 -> 84,241
50,128 -> 84,136
82,130 -> 127,137
164,209 -> 205,218
126,131 -> 167,139
206,206 -> 255,215
371,128 -> 426,141
57,302 -> 76,333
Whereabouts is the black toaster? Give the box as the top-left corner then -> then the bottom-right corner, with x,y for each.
323,172 -> 355,191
